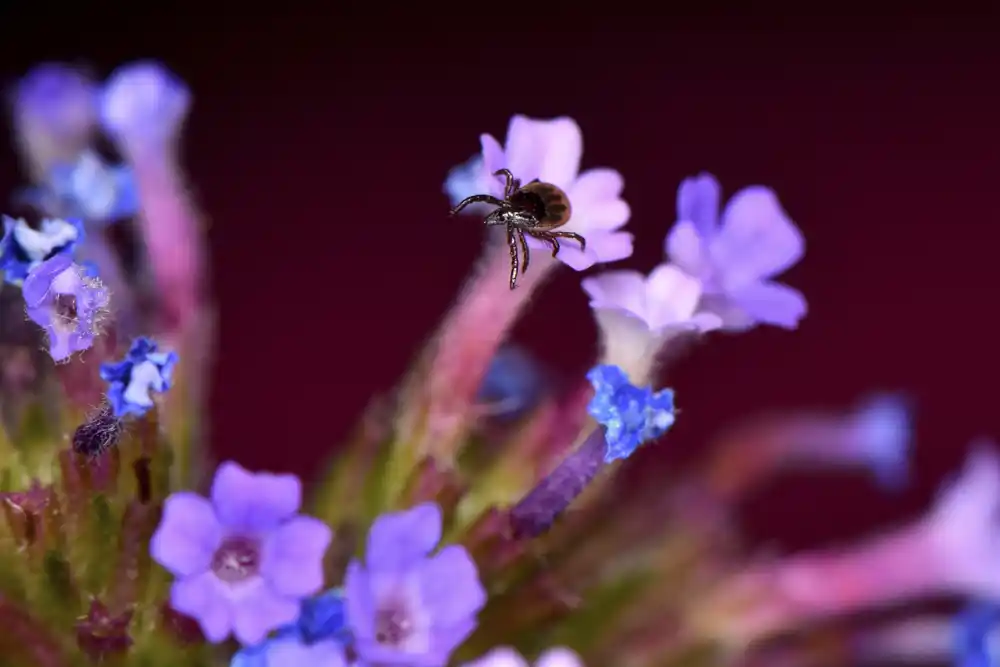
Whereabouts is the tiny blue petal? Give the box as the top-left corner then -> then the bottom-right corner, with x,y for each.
0,215 -> 84,285
586,364 -> 676,463
298,588 -> 348,643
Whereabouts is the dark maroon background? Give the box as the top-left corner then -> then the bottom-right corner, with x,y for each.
3,8 -> 999,554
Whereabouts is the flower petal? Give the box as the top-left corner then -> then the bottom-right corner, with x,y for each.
210,461 -> 302,532
581,270 -> 647,319
463,647 -> 530,667
504,116 -> 582,188
170,572 -> 233,643
676,172 -> 721,238
664,220 -> 708,278
365,502 -> 442,571
479,133 -> 508,197
568,168 -> 631,232
268,638 -> 347,667
643,264 -> 703,331
728,280 -> 808,330
714,186 -> 804,286
262,516 -> 332,597
22,255 -> 73,308
544,230 -> 634,271
150,492 -> 222,577
537,648 -> 584,667
417,545 -> 486,628
231,583 -> 302,646
344,560 -> 376,638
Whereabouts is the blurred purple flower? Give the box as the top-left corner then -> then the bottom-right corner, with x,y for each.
665,172 -> 806,329
345,502 -> 486,667
447,115 -> 633,270
0,215 -> 83,283
12,63 -> 98,139
100,61 -> 191,151
23,254 -> 109,363
150,461 -> 332,645
846,394 -> 913,491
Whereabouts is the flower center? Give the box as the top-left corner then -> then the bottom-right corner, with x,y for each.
210,536 -> 261,583
374,601 -> 414,646
54,293 -> 78,321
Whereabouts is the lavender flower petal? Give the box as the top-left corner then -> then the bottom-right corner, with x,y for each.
267,638 -> 347,667
728,280 -> 808,330
150,492 -> 222,577
169,572 -> 233,643
262,517 -> 333,596
365,502 -> 442,571
210,461 -> 302,532
418,546 -> 487,627
676,172 -> 721,238
344,561 -> 376,637
232,584 -> 302,646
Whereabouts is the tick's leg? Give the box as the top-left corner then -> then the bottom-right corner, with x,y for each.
545,230 -> 586,251
493,169 -> 515,198
516,227 -> 530,274
451,194 -> 505,216
507,227 -> 520,289
533,231 -> 561,257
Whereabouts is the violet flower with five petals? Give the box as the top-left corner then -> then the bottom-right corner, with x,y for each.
345,502 -> 487,667
665,172 -> 806,329
23,254 -> 109,363
447,115 -> 633,270
150,461 -> 333,645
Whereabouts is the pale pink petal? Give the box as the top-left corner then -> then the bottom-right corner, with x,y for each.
581,270 -> 647,318
714,186 -> 804,286
479,133 -> 508,197
643,264 -> 703,331
536,648 -> 584,667
504,115 -> 582,188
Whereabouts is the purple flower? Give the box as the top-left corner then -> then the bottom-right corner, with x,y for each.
101,61 -> 191,151
150,461 -> 333,645
665,172 -> 806,330
23,254 -> 109,363
345,502 -> 487,667
12,63 -> 98,139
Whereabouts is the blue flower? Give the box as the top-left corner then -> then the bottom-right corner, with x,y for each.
49,151 -> 139,225
955,602 -> 1000,667
232,636 -> 347,667
0,215 -> 84,284
586,364 -> 675,463
475,345 -> 547,421
99,337 -> 179,418
345,502 -> 487,667
23,254 -> 109,363
230,589 -> 349,666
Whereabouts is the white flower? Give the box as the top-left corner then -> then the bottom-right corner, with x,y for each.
464,647 -> 583,667
582,264 -> 721,382
923,443 -> 1000,598
665,173 -> 806,330
5,216 -> 80,262
100,61 -> 190,149
446,115 -> 632,271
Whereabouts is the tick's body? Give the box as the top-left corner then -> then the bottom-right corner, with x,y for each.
450,169 -> 586,289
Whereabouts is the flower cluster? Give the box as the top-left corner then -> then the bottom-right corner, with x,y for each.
0,61 -> 991,667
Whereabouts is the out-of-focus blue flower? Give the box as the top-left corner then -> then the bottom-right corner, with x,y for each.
101,61 -> 191,150
586,364 -> 675,463
150,461 -> 332,646
230,589 -> 347,666
0,215 -> 83,284
849,394 -> 913,491
345,502 -> 487,667
15,152 -> 139,225
12,63 -> 98,139
23,254 -> 109,363
955,602 -> 1000,667
99,337 -> 179,418
665,172 -> 806,330
475,345 -> 547,421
